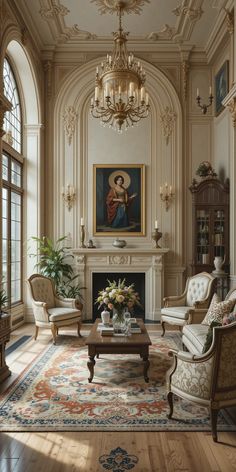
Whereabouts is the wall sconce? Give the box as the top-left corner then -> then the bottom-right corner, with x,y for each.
196,87 -> 213,114
160,183 -> 175,210
62,184 -> 76,211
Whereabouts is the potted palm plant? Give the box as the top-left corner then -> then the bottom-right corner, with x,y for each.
29,236 -> 86,307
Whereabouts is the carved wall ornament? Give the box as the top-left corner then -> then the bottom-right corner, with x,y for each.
62,106 -> 78,145
153,255 -> 162,265
224,8 -> 234,35
160,107 -> 177,145
109,255 -> 129,265
39,2 -> 69,20
90,0 -> 150,15
226,98 -> 236,127
76,255 -> 85,264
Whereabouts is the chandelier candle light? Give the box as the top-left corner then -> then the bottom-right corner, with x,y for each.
160,183 -> 175,210
62,184 -> 76,211
196,86 -> 213,114
90,1 -> 150,132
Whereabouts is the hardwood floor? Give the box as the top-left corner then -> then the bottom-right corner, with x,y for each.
0,323 -> 236,472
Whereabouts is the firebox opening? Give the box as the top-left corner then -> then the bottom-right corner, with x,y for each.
92,272 -> 145,321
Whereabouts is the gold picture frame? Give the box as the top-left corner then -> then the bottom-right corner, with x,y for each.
93,164 -> 145,236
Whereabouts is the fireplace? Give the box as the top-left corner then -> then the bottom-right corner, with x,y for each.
92,272 -> 145,321
73,247 -> 169,321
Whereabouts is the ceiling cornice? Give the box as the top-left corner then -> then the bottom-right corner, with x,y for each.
205,2 -> 231,62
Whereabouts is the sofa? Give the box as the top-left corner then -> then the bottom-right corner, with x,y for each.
182,287 -> 236,354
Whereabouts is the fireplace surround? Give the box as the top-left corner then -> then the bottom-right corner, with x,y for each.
73,248 -> 169,321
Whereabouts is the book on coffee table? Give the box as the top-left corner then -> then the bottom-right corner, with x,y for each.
130,322 -> 141,333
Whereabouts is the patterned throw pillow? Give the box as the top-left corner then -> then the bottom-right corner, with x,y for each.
201,293 -> 236,326
222,311 -> 236,326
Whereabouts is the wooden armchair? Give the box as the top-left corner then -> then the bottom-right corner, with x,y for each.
27,274 -> 82,344
167,321 -> 236,442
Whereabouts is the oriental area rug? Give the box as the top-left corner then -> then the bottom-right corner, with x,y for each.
0,331 -> 235,432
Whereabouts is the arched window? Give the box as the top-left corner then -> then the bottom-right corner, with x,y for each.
2,57 -> 23,309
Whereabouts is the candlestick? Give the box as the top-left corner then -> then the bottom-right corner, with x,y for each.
80,217 -> 84,226
152,228 -> 162,248
154,219 -> 158,229
80,223 -> 86,248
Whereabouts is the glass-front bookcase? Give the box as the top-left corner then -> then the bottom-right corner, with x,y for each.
189,177 -> 229,275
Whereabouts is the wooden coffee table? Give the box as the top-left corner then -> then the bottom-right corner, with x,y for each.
85,318 -> 152,383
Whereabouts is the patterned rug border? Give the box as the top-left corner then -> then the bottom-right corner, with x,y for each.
0,331 -> 235,433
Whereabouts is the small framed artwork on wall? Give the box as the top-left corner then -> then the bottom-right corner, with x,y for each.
93,164 -> 145,236
215,60 -> 229,116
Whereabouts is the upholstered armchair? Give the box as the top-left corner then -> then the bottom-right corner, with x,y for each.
161,272 -> 214,336
167,321 -> 236,442
27,274 -> 82,344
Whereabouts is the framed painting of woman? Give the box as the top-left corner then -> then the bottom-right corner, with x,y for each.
93,164 -> 145,236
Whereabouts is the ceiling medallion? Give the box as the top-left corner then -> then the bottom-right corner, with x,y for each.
90,0 -> 150,133
91,0 -> 150,15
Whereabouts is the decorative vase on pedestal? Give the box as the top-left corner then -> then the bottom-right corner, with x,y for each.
213,255 -> 226,274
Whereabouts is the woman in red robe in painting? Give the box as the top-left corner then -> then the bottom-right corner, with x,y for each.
106,175 -> 137,228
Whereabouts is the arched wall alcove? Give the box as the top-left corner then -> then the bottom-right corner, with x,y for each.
2,34 -> 43,318
54,58 -> 183,273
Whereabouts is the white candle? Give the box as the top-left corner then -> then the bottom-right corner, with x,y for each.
170,185 -> 172,194
81,217 -> 84,226
141,86 -> 145,102
95,86 -> 99,101
118,85 -> 121,96
197,88 -> 199,97
155,219 -> 158,229
145,92 -> 149,105
209,85 -> 212,95
129,82 -> 134,97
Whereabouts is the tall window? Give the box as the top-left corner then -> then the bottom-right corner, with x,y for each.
2,58 -> 23,306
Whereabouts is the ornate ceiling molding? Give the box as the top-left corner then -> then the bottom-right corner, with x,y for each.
173,5 -> 203,21
160,107 -> 177,145
62,106 -> 78,145
39,2 -> 69,20
39,0 -> 96,42
90,0 -> 150,15
147,24 -> 176,41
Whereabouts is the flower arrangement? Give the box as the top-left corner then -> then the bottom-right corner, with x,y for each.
96,278 -> 140,321
196,161 -> 217,178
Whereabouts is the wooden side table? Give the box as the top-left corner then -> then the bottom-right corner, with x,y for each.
0,313 -> 11,382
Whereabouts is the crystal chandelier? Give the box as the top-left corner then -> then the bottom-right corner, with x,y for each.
90,1 -> 150,133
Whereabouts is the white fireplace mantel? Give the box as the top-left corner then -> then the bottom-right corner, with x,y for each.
73,247 -> 169,321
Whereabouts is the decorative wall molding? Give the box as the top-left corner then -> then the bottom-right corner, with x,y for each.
44,60 -> 53,98
160,106 -> 177,145
62,105 -> 78,145
182,60 -> 190,101
224,8 -> 234,35
90,0 -> 150,15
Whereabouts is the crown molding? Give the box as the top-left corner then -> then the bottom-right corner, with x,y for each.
205,0 -> 233,62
